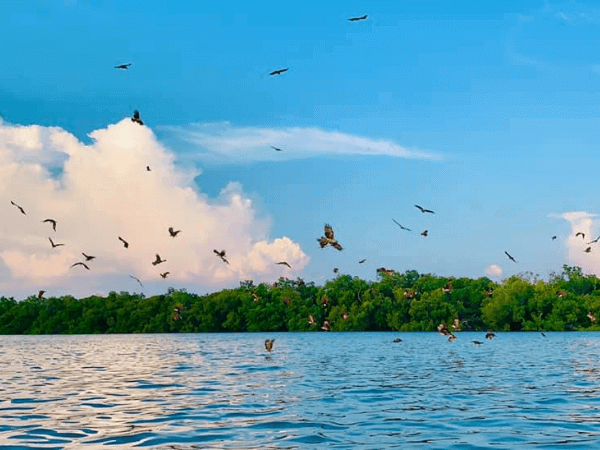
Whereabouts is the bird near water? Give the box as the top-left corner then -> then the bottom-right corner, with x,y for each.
264,339 -> 275,352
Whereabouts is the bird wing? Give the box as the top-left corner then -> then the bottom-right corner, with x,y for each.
392,218 -> 411,231
324,224 -> 334,240
424,209 -> 435,214
331,241 -> 343,251
415,205 -> 424,212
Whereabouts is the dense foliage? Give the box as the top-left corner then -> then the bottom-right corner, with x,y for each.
2,265 -> 600,334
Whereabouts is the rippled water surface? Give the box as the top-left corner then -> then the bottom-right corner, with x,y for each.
2,332 -> 600,449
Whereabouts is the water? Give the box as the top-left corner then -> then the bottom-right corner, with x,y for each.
1,332 -> 600,449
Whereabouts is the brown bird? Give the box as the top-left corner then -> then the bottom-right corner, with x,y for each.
38,290 -> 45,299
576,232 -> 585,239
129,275 -> 144,288
214,249 -> 229,264
160,272 -> 170,279
318,224 -> 343,251
118,237 -> 129,248
253,293 -> 260,302
42,219 -> 57,231
393,337 -> 402,343
421,230 -> 428,237
321,319 -> 331,332
264,339 -> 275,352
131,110 -> 144,126
308,315 -> 316,326
168,227 -> 181,237
276,261 -> 291,268
486,288 -> 494,297
82,252 -> 96,261
269,68 -> 288,76
448,334 -> 457,342
341,312 -> 349,320
392,218 -> 411,231
348,14 -> 368,21
485,332 -> 495,340
115,63 -> 131,69
442,280 -> 453,293
358,259 -> 366,264
437,323 -> 451,336
452,318 -> 461,331
10,201 -> 26,215
49,237 -> 64,248
152,254 -> 166,266
588,312 -> 596,322
70,262 -> 90,270
585,247 -> 592,253
415,204 -> 435,214
404,288 -> 417,299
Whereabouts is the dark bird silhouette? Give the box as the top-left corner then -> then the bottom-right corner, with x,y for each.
552,235 -> 557,240
576,232 -> 585,240
118,237 -> 129,248
359,259 -> 366,264
129,275 -> 144,288
421,230 -> 428,237
276,261 -> 291,268
269,68 -> 288,76
38,290 -> 45,299
70,262 -> 90,270
393,338 -> 402,343
131,110 -> 144,126
392,218 -> 411,231
585,247 -> 592,253
318,224 -> 343,250
168,227 -> 181,237
82,253 -> 96,261
415,204 -> 434,214
115,63 -> 131,69
485,332 -> 495,339
504,251 -> 517,263
160,272 -> 170,279
264,339 -> 275,352
42,219 -> 57,232
271,146 -> 283,151
10,201 -> 26,215
333,267 -> 339,274
588,235 -> 600,244
146,166 -> 151,171
472,340 -> 483,346
49,237 -> 64,248
348,14 -> 368,21
214,249 -> 229,264
152,254 -> 166,266
541,332 -> 546,337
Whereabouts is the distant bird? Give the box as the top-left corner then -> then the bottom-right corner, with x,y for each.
341,312 -> 349,320
415,204 -> 434,214
485,332 -> 495,339
421,230 -> 428,237
486,288 -> 494,297
393,338 -> 402,343
42,219 -> 57,232
576,232 -> 585,240
308,315 -> 316,326
131,110 -> 144,126
271,146 -> 282,151
504,251 -> 517,263
541,332 -> 546,337
588,312 -> 596,322
472,340 -> 483,346
118,237 -> 129,248
377,267 -> 395,276
392,219 -> 411,231
452,318 -> 460,331
552,235 -> 557,240
168,227 -> 181,237
585,247 -> 592,253
82,253 -> 96,261
588,235 -> 600,244
214,249 -> 229,264
252,293 -> 260,302
264,339 -> 275,352
359,259 -> 366,264
318,224 -> 343,251
333,267 -> 339,274
557,291 -> 568,298
115,63 -> 131,69
152,254 -> 166,266
404,288 -> 417,299
10,201 -> 26,215
276,261 -> 291,268
70,262 -> 90,270
49,237 -> 64,248
448,334 -> 457,342
146,166 -> 151,171
38,290 -> 45,299
129,275 -> 144,288
321,319 -> 331,332
348,14 -> 368,21
269,68 -> 288,76
437,323 -> 451,336
160,272 -> 170,279
442,281 -> 453,293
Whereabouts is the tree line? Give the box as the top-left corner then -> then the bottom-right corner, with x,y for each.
1,265 -> 600,334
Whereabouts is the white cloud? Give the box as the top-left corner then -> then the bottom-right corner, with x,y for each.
559,211 -> 600,274
485,264 -> 503,278
162,122 -> 442,163
0,119 -> 309,298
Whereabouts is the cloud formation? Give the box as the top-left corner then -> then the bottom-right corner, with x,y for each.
163,122 -> 442,163
559,211 -> 600,275
0,118 -> 309,298
485,264 -> 504,279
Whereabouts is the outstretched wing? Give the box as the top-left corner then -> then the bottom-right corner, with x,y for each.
331,241 -> 343,251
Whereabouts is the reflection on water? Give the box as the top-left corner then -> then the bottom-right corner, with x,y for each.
1,332 -> 600,449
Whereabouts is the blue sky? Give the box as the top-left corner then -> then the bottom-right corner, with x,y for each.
1,0 -> 600,298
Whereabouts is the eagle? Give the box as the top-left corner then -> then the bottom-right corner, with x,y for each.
269,68 -> 288,76
264,339 -> 275,352
318,224 -> 343,251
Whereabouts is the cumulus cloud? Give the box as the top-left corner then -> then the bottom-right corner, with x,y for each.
162,122 -> 442,163
559,211 -> 600,274
0,118 -> 309,298
485,264 -> 503,278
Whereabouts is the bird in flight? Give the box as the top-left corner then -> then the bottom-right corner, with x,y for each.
129,275 -> 144,288
264,339 -> 275,352
308,315 -> 316,326
585,247 -> 592,253
42,219 -> 57,232
152,254 -> 166,266
588,235 -> 600,244
160,272 -> 170,279
348,14 -> 368,21
276,261 -> 292,268
271,146 -> 283,151
269,68 -> 288,76
38,290 -> 45,299
392,219 -> 411,231
421,230 -> 428,237
576,232 -> 585,240
552,236 -> 557,240
253,293 -> 261,302
131,110 -> 144,126
118,237 -> 129,248
504,251 -> 517,263
70,262 -> 90,270
333,267 -> 339,274
214,249 -> 229,264
49,238 -> 64,248
82,253 -> 96,261
359,259 -> 366,264
485,332 -> 495,339
115,63 -> 131,69
472,340 -> 483,346
415,205 -> 435,214
588,312 -> 596,322
10,201 -> 26,215
168,227 -> 181,238
146,166 -> 151,171
318,224 -> 343,251
448,334 -> 457,342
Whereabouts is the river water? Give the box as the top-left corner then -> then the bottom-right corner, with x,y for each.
1,332 -> 600,449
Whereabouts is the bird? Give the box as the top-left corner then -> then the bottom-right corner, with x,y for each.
131,110 -> 144,126
341,312 -> 349,320
152,254 -> 166,266
437,323 -> 451,336
541,332 -> 546,337
448,334 -> 457,342
442,281 -> 453,293
264,339 -> 275,352
38,290 -> 45,299
252,293 -> 260,302
359,259 -> 366,264
415,204 -> 434,214
115,63 -> 131,69
10,201 -> 26,215
168,227 -> 181,237
576,232 -> 585,239
552,235 -> 557,240
129,275 -> 144,288
472,340 -> 483,346
214,249 -> 229,264
321,320 -> 331,332
393,338 -> 402,343
42,219 -> 57,232
557,291 -> 568,298
348,14 -> 368,21
588,235 -> 600,244
146,166 -> 151,171
421,230 -> 428,237
276,261 -> 291,268
585,247 -> 592,253
269,68 -> 288,76
118,237 -> 129,248
452,318 -> 461,331
485,332 -> 495,339
404,289 -> 417,299
70,262 -> 90,270
160,272 -> 170,279
392,219 -> 411,231
333,267 -> 339,274
49,237 -> 64,248
82,253 -> 96,261
308,315 -> 316,326
588,312 -> 596,322
318,224 -> 343,251
271,146 -> 282,151
504,251 -> 517,263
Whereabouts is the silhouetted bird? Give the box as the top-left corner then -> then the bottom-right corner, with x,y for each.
152,254 -> 166,266
10,201 -> 26,215
392,218 -> 411,231
348,14 -> 368,21
552,235 -> 557,240
115,63 -> 131,69
82,253 -> 96,261
264,339 -> 275,352
585,247 -> 592,253
359,259 -> 366,264
160,272 -> 170,279
504,251 -> 517,263
541,332 -> 546,337
271,146 -> 282,151
485,332 -> 495,339
118,237 -> 129,248
269,68 -> 288,76
129,275 -> 144,288
588,235 -> 600,244
131,110 -> 144,125
38,290 -> 45,299
393,338 -> 402,343
415,204 -> 434,214
576,232 -> 585,240
168,227 -> 181,237
49,237 -> 64,248
472,340 -> 483,346
333,267 -> 339,274
318,224 -> 343,250
421,230 -> 428,237
214,249 -> 229,264
70,262 -> 90,270
276,261 -> 291,268
42,219 -> 57,232
146,166 -> 151,171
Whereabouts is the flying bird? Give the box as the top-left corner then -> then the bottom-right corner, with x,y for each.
437,323 -> 451,336
131,110 -> 144,126
269,68 -> 288,76
392,219 -> 411,231
160,272 -> 170,279
348,14 -> 368,21
452,318 -> 460,331
321,319 -> 331,332
49,237 -> 64,248
588,312 -> 596,322
359,259 -> 366,264
308,315 -> 316,326
146,166 -> 151,171
448,334 -> 457,342
421,230 -> 428,237
129,275 -> 144,288
486,332 -> 495,339
70,262 -> 90,270
264,339 -> 275,352
118,237 -> 129,248
10,201 -> 26,215
588,235 -> 600,244
38,290 -> 45,299
276,261 -> 292,268
585,247 -> 592,253
504,251 -> 517,263
552,236 -> 557,240
318,224 -> 343,251
271,146 -> 282,151
42,219 -> 57,232
115,63 -> 131,69
168,227 -> 181,237
152,254 -> 166,266
82,253 -> 96,261
472,340 -> 483,346
415,205 -> 435,214
576,232 -> 585,239
393,338 -> 402,343
214,249 -> 229,264
333,267 -> 339,274
252,293 -> 260,302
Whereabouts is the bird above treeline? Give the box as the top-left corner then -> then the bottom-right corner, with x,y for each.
269,68 -> 288,76
115,63 -> 131,69
160,272 -> 170,279
129,275 -> 144,288
10,201 -> 26,215
415,204 -> 435,214
348,14 -> 368,21
214,249 -> 229,264
276,261 -> 291,268
318,224 -> 343,251
505,251 -> 517,263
